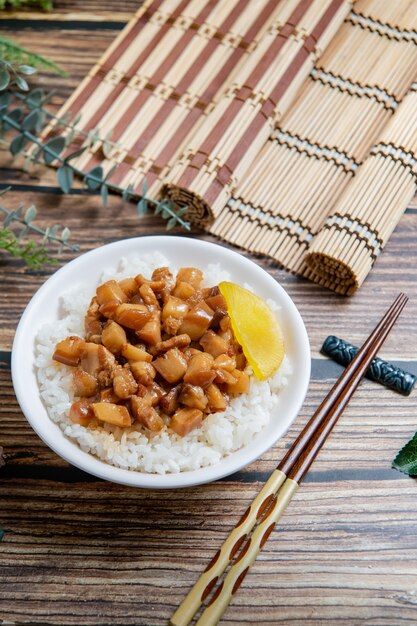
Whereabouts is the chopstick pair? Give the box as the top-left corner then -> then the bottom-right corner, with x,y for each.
170,293 -> 408,626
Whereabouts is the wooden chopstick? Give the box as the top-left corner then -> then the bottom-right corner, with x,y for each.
170,293 -> 408,626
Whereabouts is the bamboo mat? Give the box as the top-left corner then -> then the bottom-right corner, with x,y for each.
44,0 -> 417,295
206,0 -> 417,294
42,0 -> 348,192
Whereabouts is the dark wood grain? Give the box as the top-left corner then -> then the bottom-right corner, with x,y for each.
0,3 -> 417,625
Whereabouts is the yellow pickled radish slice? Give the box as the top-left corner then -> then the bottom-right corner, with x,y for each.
219,281 -> 285,381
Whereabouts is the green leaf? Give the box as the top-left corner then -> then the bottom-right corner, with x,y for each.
122,183 -> 135,201
101,184 -> 108,208
64,146 -> 86,162
0,68 -> 10,91
0,91 -> 11,108
137,198 -> 147,217
25,87 -> 44,109
18,65 -> 37,75
22,109 -> 41,132
57,165 -> 73,194
10,133 -> 27,156
166,217 -> 177,230
15,75 -> 29,91
44,136 -> 65,164
2,107 -> 23,131
142,178 -> 148,197
393,431 -> 417,476
24,205 -> 37,224
61,227 -> 71,241
84,166 -> 103,191
49,224 -> 59,239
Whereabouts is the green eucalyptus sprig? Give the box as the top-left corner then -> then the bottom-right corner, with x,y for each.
0,37 -> 66,78
0,0 -> 52,9
0,187 -> 79,269
0,92 -> 191,230
0,227 -> 56,269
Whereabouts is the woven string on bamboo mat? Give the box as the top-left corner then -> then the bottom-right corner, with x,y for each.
203,0 -> 417,294
41,0 -> 350,198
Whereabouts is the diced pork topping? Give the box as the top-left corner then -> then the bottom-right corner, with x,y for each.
53,266 -> 248,437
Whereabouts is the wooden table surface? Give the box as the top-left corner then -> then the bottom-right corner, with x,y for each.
1,3 -> 417,625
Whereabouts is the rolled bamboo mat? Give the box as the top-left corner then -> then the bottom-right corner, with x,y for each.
208,0 -> 417,294
305,82 -> 417,294
163,0 -> 351,223
41,0 -> 349,198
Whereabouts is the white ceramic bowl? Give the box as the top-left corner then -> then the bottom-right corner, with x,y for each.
12,236 -> 310,489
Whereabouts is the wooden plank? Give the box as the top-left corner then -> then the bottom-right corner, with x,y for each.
1,8 -> 417,626
0,190 -> 416,359
0,0 -> 137,21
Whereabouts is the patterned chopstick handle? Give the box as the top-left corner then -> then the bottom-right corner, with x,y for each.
322,335 -> 416,396
170,469 -> 286,626
195,479 -> 299,626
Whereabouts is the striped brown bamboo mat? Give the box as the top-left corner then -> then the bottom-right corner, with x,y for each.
206,0 -> 417,294
44,0 -> 417,295
43,0 -> 347,191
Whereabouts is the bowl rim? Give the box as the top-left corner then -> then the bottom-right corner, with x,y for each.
12,235 -> 310,489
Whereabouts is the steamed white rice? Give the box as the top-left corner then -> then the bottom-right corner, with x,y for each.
35,252 -> 292,474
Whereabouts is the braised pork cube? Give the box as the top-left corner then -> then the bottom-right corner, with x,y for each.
199,330 -> 229,357
219,315 -> 231,331
184,352 -> 215,387
145,382 -> 165,407
152,266 -> 175,291
118,277 -> 138,299
112,364 -> 138,399
151,333 -> 191,356
80,342 -> 116,380
176,267 -> 203,289
96,280 -> 128,317
130,395 -> 164,432
139,284 -> 160,309
114,303 -> 151,330
136,311 -> 161,345
205,292 -> 227,312
130,361 -> 156,386
53,336 -> 85,366
91,402 -> 132,427
101,321 -> 126,354
213,354 -> 236,372
173,281 -> 196,300
226,369 -> 250,394
170,407 -> 203,437
84,297 -> 103,339
153,348 -> 188,384
179,384 -> 208,411
100,387 -> 120,403
205,383 -> 228,412
162,296 -> 189,335
210,307 -> 228,330
121,343 -> 152,363
159,385 -> 180,415
214,369 -> 237,385
134,274 -> 166,293
235,346 -> 247,370
179,302 -> 214,340
69,398 -> 95,425
73,367 -> 98,397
